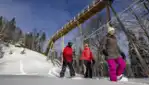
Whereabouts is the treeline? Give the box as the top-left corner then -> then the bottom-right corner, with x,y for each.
0,16 -> 46,53
0,16 -> 23,43
24,29 -> 46,53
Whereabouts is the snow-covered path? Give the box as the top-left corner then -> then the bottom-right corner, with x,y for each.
0,75 -> 148,85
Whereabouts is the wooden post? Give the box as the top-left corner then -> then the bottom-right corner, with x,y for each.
77,21 -> 83,50
77,21 -> 84,73
61,35 -> 64,52
106,5 -> 111,23
61,35 -> 64,63
51,41 -> 55,66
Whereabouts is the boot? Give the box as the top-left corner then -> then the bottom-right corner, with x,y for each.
70,73 -> 75,78
117,74 -> 128,82
60,72 -> 65,78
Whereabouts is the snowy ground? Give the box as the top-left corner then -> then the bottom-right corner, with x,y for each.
0,45 -> 53,75
0,44 -> 148,85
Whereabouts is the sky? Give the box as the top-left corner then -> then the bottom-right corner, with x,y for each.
0,0 -> 92,38
0,0 -> 132,37
0,0 -> 132,53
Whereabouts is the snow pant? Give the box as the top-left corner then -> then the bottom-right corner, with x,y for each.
60,60 -> 75,77
84,60 -> 92,78
107,57 -> 126,81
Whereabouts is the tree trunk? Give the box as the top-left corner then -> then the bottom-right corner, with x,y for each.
143,2 -> 149,13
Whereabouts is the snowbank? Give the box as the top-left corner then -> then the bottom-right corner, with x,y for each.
0,44 -> 54,75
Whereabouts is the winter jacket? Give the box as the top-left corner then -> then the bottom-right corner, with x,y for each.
103,34 -> 121,60
63,46 -> 73,62
80,47 -> 94,62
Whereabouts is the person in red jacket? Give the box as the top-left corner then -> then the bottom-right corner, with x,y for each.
80,44 -> 95,78
60,42 -> 75,78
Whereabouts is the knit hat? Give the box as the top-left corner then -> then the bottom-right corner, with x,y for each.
68,41 -> 73,47
107,24 -> 115,33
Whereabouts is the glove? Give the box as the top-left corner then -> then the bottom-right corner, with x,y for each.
92,59 -> 95,65
102,49 -> 108,56
120,52 -> 126,60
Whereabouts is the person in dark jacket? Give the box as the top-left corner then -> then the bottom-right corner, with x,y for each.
80,44 -> 95,78
103,24 -> 127,82
60,42 -> 75,78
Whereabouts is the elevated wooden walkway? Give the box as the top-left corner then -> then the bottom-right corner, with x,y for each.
45,0 -> 113,55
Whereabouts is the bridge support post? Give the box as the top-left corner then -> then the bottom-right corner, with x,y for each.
106,4 -> 111,23
61,35 -> 65,63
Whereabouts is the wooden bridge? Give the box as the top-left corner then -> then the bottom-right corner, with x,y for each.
45,0 -> 113,55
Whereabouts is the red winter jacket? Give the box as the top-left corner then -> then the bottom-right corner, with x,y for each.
80,47 -> 93,62
63,46 -> 73,62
